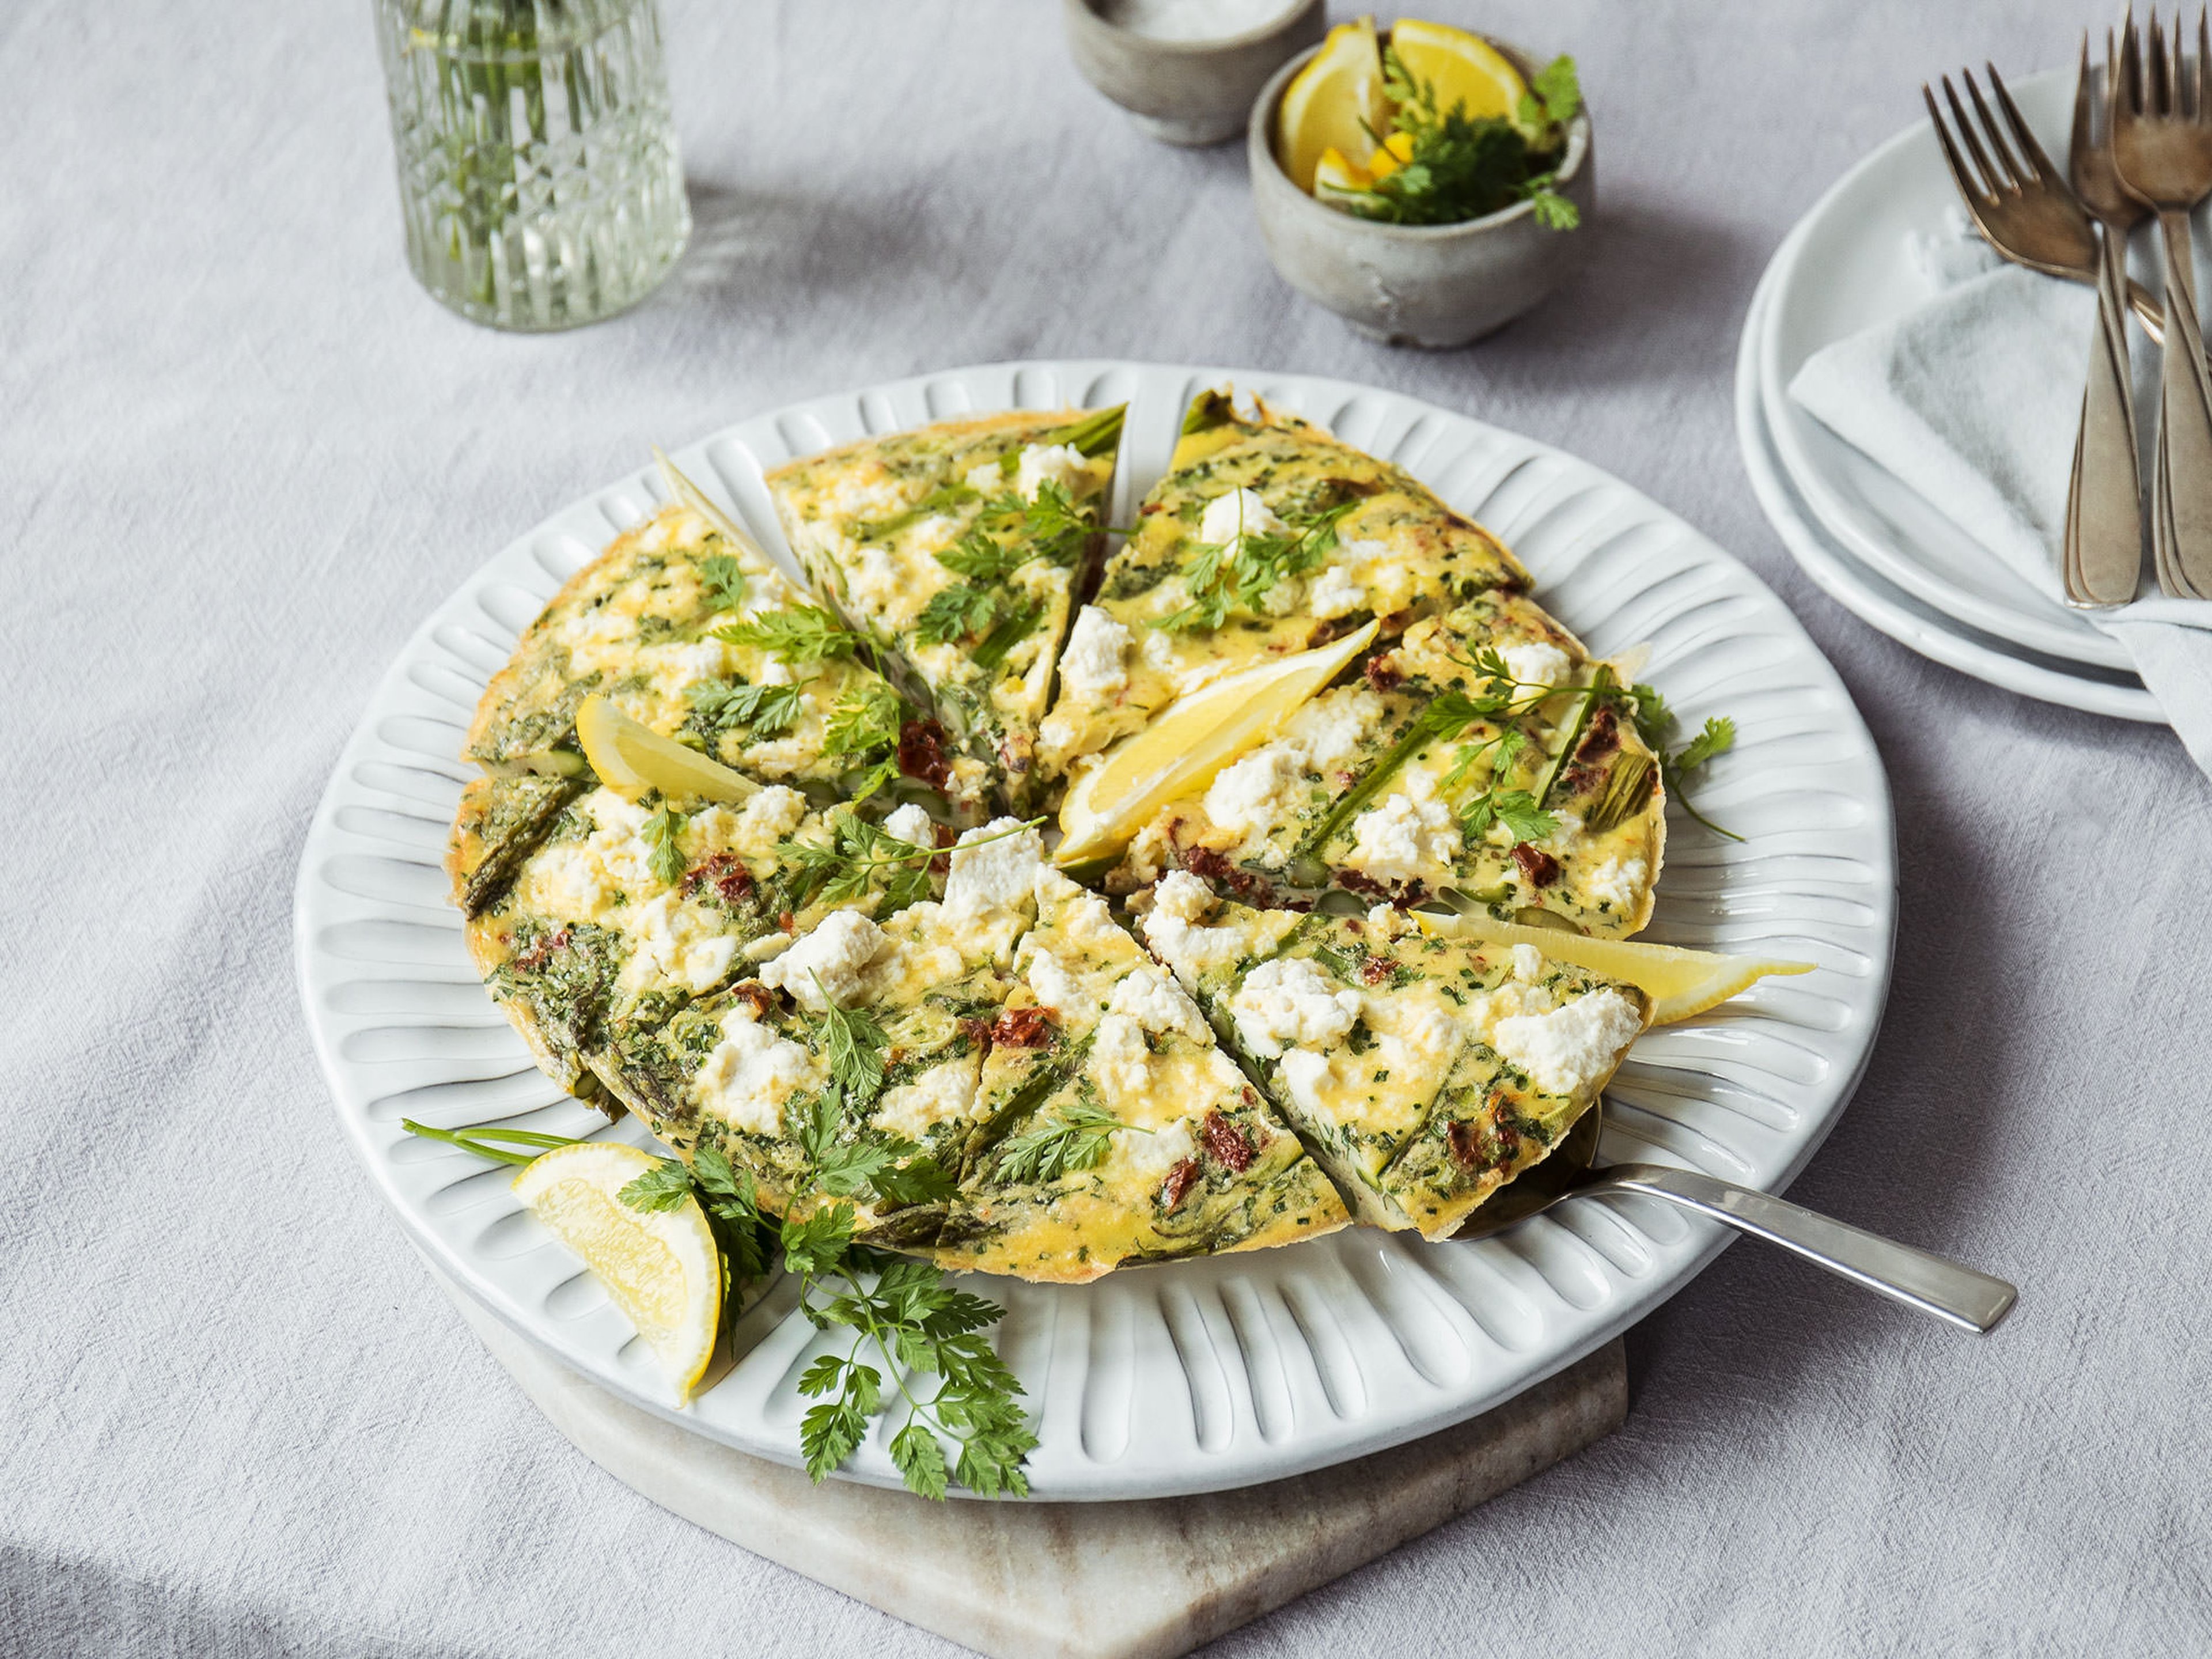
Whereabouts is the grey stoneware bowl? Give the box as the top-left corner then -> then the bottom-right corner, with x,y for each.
1062,0 -> 1327,147
1248,36 -> 1594,347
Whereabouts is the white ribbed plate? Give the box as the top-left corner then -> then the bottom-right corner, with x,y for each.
295,361 -> 1896,1500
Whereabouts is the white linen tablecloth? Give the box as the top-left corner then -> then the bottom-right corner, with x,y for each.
3,2 -> 2207,1654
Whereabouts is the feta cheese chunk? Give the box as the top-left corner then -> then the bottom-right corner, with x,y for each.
1346,789 -> 1459,884
734,785 -> 809,849
1138,872 -> 1248,976
1013,442 -> 1090,503
1584,855 -> 1649,914
1106,964 -> 1207,1040
1500,641 -> 1574,690
872,1056 -> 978,1142
1228,957 -> 1362,1059
1205,743 -> 1306,835
622,891 -> 738,995
1025,945 -> 1088,1018
1058,605 -> 1132,701
1307,565 -> 1367,620
1198,486 -> 1287,549
693,1005 -> 816,1136
759,909 -> 891,1010
945,817 -> 1046,919
1490,988 -> 1645,1095
881,802 -> 938,849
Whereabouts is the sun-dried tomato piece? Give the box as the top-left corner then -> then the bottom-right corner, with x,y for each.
511,926 -> 571,974
897,718 -> 952,789
1446,1120 -> 1484,1168
730,982 -> 777,1021
1200,1112 -> 1256,1173
1511,843 -> 1561,887
1160,1158 -> 1202,1210
989,1006 -> 1055,1049
1180,846 -> 1277,907
683,851 -> 755,907
1365,656 -> 1404,693
1575,704 -> 1620,763
1359,954 -> 1396,986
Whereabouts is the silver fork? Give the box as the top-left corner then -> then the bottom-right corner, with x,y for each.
2063,39 -> 2150,605
2113,7 -> 2212,598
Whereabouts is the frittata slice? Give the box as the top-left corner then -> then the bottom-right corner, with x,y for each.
452,501 -> 982,916
931,868 -> 1349,1282
465,786 -> 951,1102
1136,877 -> 1651,1240
1036,389 -> 1528,774
764,407 -> 1124,811
588,819 -> 1052,1237
1106,594 -> 1666,935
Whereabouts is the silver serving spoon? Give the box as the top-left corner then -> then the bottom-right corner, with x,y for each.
1456,1103 -> 2018,1334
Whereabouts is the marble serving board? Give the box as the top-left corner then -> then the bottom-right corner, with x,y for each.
441,1277 -> 1626,1659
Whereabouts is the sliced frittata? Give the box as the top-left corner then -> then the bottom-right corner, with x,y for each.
1108,594 -> 1666,937
452,501 -> 981,918
764,407 -> 1123,812
933,868 -> 1348,1281
1136,877 -> 1651,1240
464,785 -> 951,1103
1035,390 -> 1528,774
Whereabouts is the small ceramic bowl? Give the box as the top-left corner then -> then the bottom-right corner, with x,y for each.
1062,0 -> 1327,147
1248,36 -> 1594,347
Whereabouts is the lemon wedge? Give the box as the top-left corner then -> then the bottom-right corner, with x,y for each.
1413,911 -> 1813,1025
1277,16 -> 1391,190
654,446 -> 768,565
577,693 -> 759,806
1365,130 -> 1415,182
513,1142 -> 720,1397
1388,19 -> 1527,124
1057,620 -> 1377,871
1313,145 -> 1373,198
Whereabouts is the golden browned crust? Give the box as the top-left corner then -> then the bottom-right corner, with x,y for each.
760,407 -> 1088,491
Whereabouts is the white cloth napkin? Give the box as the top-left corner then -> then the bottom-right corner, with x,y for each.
1786,214 -> 2212,773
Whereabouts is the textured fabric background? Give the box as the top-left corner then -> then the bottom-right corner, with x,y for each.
3,1 -> 2209,1653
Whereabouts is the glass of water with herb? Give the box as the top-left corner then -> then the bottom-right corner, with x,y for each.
374,0 -> 690,330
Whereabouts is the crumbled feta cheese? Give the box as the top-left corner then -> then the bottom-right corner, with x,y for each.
758,909 -> 890,1010
1512,943 -> 1546,982
963,460 -> 1001,495
1141,628 -> 1181,673
560,608 -> 638,676
622,891 -> 738,995
1013,442 -> 1089,503
1198,487 -> 1287,548
824,471 -> 911,521
528,844 -> 613,920
1058,605 -> 1132,701
1107,964 -> 1206,1040
656,639 -> 727,684
1091,1012 -> 1153,1099
1364,903 -> 1411,941
1346,789 -> 1459,884
1396,1000 -> 1461,1056
1283,689 -> 1381,772
1541,810 -> 1585,853
735,785 -> 809,849
1204,743 -> 1306,834
1025,946 -> 1088,1018
846,543 -> 903,614
1500,641 -> 1574,690
1491,988 -> 1645,1096
582,790 -> 657,885
1277,1048 -> 1334,1117
1229,957 -> 1362,1059
692,1005 -> 814,1135
1153,870 -> 1216,926
1585,855 -> 1649,913
872,1056 -> 978,1142
945,817 -> 1046,919
882,802 -> 937,849
754,657 -> 796,687
1307,565 -> 1367,620
1114,1117 -> 1195,1179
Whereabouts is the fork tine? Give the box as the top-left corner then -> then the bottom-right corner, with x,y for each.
2120,9 -> 2143,115
2074,33 -> 2096,164
1967,69 -> 2033,184
2152,9 -> 2173,114
1946,73 -> 2013,192
2198,6 -> 2209,119
1923,82 -> 1994,207
1988,65 -> 2059,183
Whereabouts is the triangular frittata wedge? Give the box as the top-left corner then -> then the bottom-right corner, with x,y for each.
451,500 -> 983,916
764,407 -> 1124,812
464,786 -> 952,1103
1136,877 -> 1651,1240
590,820 -> 1050,1238
933,868 -> 1348,1281
1036,390 -> 1528,774
1108,594 -> 1666,937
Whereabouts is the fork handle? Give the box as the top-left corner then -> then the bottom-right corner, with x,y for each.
1588,1164 -> 2019,1334
2152,208 -> 2212,598
2066,225 -> 2146,607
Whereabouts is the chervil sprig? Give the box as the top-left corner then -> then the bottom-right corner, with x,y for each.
821,682 -> 909,802
1162,498 -> 1358,631
713,606 -> 863,663
698,553 -> 748,612
642,804 -> 687,885
688,677 -> 806,739
992,1100 -> 1139,1185
775,812 -> 1041,917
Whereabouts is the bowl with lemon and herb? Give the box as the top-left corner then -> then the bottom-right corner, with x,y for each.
1249,16 -> 1591,346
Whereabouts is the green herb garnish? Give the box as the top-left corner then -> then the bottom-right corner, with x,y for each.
992,1100 -> 1138,1185
698,553 -> 748,612
820,681 -> 909,802
1161,499 -> 1358,631
713,606 -> 863,663
688,677 -> 806,739
642,804 -> 687,885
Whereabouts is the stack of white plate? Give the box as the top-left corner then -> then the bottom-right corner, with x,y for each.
1736,69 -> 2163,724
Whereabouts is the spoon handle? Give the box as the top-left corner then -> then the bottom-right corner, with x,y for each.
1592,1164 -> 2018,1335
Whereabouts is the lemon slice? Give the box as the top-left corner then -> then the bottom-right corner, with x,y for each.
513,1142 -> 720,1397
1277,16 -> 1391,191
1057,620 -> 1377,870
1388,20 -> 1527,124
1313,145 -> 1373,198
577,693 -> 760,806
654,446 -> 771,567
1413,911 -> 1813,1025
